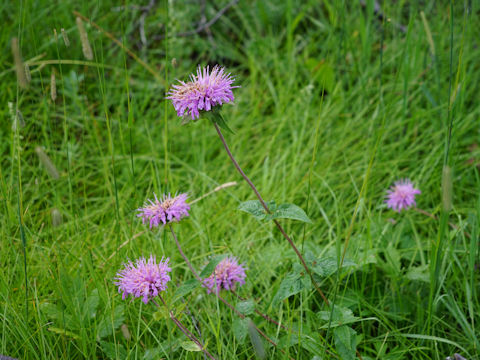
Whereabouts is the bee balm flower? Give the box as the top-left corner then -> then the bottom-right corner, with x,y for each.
203,256 -> 246,294
115,255 -> 171,304
386,179 -> 421,212
137,193 -> 190,228
167,65 -> 238,121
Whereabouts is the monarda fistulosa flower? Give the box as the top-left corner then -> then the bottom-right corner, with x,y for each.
167,65 -> 238,121
115,255 -> 172,304
203,256 -> 246,294
385,179 -> 421,212
137,193 -> 190,228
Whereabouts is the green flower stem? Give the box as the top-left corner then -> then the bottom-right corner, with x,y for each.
154,296 -> 217,360
213,122 -> 329,305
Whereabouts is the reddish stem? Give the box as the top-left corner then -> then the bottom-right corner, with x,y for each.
213,123 -> 329,305
153,297 -> 217,360
168,226 -> 295,360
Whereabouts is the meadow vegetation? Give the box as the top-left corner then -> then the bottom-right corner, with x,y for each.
1,1 -> 479,359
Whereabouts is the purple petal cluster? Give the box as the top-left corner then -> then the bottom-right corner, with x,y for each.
115,255 -> 171,304
167,65 -> 238,120
386,179 -> 421,212
203,256 -> 246,294
137,193 -> 190,228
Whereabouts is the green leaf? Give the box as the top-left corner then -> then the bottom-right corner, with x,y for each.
238,200 -> 311,223
97,305 -> 125,339
100,341 -> 127,360
247,318 -> 266,359
333,326 -> 357,360
48,327 -> 80,340
173,279 -> 200,302
40,302 -> 60,320
305,59 -> 335,92
306,253 -> 356,278
233,318 -> 249,344
270,203 -> 312,223
206,109 -> 235,134
180,340 -> 202,352
317,305 -> 359,328
272,264 -> 311,306
143,340 -> 181,359
83,288 -> 99,320
200,255 -> 227,278
238,200 -> 272,220
153,307 -> 169,321
405,265 -> 430,283
236,299 -> 255,315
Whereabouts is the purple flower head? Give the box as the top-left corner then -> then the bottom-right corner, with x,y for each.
115,255 -> 171,304
137,193 -> 190,228
203,256 -> 246,294
386,179 -> 421,212
167,65 -> 238,121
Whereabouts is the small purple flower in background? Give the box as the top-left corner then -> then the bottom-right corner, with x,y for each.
203,256 -> 246,294
167,65 -> 238,121
115,255 -> 171,304
386,179 -> 421,212
137,193 -> 190,228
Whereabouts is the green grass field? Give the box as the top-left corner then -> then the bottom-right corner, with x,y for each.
1,1 -> 479,359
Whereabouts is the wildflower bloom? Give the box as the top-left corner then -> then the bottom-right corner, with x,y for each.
386,179 -> 421,212
203,256 -> 246,294
137,193 -> 190,228
167,65 -> 238,121
115,255 -> 171,304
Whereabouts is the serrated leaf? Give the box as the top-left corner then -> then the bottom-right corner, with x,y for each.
97,305 -> 125,339
233,318 -> 249,344
236,299 -> 255,315
238,200 -> 268,220
200,255 -> 227,278
306,253 -> 356,278
317,305 -> 359,328
270,203 -> 312,223
48,327 -> 80,340
173,279 -> 200,302
100,341 -> 127,360
180,340 -> 202,352
333,326 -> 357,360
272,265 -> 311,306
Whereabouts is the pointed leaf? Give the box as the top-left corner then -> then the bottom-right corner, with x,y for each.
333,326 -> 357,360
233,318 -> 249,344
173,279 -> 200,302
236,299 -> 255,315
272,264 -> 311,306
238,200 -> 275,221
206,109 -> 235,134
306,253 -> 356,278
200,255 -> 227,278
270,203 -> 312,223
100,341 -> 127,360
180,340 -> 202,352
48,327 -> 80,340
97,305 -> 125,339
